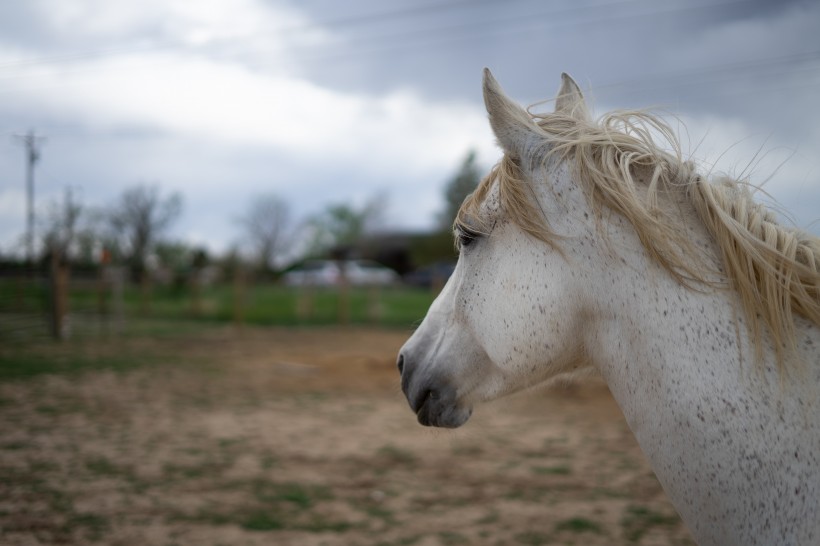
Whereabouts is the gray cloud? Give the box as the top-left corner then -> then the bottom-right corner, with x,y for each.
0,0 -> 818,257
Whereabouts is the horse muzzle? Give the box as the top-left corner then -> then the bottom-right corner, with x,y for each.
397,352 -> 472,428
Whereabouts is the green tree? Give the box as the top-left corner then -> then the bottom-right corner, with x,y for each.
439,150 -> 481,229
306,194 -> 386,256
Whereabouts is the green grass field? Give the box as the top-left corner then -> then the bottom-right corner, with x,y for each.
0,278 -> 437,331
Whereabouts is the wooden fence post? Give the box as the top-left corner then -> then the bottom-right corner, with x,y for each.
189,271 -> 202,318
296,284 -> 314,322
337,267 -> 350,326
49,252 -> 68,340
367,284 -> 383,324
232,266 -> 246,326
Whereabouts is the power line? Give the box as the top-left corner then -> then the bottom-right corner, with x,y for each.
296,0 -> 753,62
0,0 -> 751,74
0,0 -> 532,72
595,50 -> 820,95
0,0 -> 815,101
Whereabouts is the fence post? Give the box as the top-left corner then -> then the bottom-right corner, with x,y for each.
367,284 -> 383,324
49,252 -> 68,340
337,264 -> 350,326
139,271 -> 152,315
189,271 -> 202,318
296,283 -> 314,323
97,249 -> 110,335
232,266 -> 246,326
110,267 -> 125,334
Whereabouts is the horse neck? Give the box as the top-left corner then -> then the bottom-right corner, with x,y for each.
575,175 -> 734,387
572,172 -> 820,544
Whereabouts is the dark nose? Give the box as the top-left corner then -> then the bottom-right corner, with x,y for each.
399,353 -> 433,413
397,352 -> 417,405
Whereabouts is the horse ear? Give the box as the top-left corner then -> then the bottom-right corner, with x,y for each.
483,68 -> 542,157
554,73 -> 590,121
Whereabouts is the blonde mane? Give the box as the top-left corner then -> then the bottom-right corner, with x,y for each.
458,108 -> 820,371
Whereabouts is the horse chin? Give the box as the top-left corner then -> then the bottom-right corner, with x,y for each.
416,399 -> 473,428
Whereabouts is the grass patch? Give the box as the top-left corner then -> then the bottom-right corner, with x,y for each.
531,464 -> 571,476
438,531 -> 469,545
375,536 -> 422,546
0,351 -> 152,381
476,510 -> 500,525
376,445 -> 418,466
1,441 -> 29,450
241,511 -> 285,531
85,456 -> 124,476
0,465 -> 115,541
621,505 -> 679,542
118,283 -> 433,327
259,451 -> 278,470
504,484 -> 555,502
362,504 -> 395,522
451,444 -> 483,456
555,517 -> 602,534
163,460 -> 232,480
590,486 -> 630,499
239,510 -> 353,533
66,512 -> 111,540
251,480 -> 333,509
515,531 -> 551,545
299,518 -> 354,533
174,481 -> 350,534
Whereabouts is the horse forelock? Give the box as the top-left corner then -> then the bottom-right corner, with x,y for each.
463,106 -> 820,372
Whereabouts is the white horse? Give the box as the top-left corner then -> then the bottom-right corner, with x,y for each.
398,69 -> 820,545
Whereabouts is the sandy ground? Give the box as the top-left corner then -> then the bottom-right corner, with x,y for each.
0,327 -> 694,545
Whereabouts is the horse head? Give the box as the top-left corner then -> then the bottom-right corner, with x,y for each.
398,70 -> 599,428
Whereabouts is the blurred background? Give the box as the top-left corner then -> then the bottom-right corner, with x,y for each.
1,0 -> 819,336
0,1 -> 818,544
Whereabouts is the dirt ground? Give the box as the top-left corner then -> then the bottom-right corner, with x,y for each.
0,327 -> 694,545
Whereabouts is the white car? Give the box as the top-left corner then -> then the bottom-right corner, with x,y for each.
282,260 -> 399,287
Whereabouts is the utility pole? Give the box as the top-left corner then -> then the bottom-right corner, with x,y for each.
14,130 -> 46,267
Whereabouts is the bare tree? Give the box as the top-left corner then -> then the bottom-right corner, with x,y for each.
238,193 -> 291,272
108,184 -> 182,279
42,188 -> 82,264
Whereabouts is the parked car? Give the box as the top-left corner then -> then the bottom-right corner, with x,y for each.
281,260 -> 341,287
282,260 -> 399,287
346,259 -> 400,286
402,262 -> 456,289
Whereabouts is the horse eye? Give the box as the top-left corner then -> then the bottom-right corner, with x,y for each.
457,227 -> 480,249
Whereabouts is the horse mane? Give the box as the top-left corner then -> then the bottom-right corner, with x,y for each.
458,108 -> 820,371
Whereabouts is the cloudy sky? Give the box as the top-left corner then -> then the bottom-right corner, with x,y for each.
1,0 -> 818,258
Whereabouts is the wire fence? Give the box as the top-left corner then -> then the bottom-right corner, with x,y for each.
0,265 -> 436,344
0,267 -> 119,343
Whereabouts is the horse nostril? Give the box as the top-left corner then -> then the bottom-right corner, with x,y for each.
412,388 -> 434,412
397,353 -> 405,375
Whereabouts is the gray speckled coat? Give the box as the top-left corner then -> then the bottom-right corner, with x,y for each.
399,70 -> 820,545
